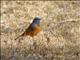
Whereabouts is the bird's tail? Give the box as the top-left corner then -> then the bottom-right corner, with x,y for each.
15,34 -> 23,40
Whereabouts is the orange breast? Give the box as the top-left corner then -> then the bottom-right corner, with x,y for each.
23,26 -> 41,37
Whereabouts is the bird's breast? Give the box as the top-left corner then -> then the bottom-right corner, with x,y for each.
24,25 -> 41,37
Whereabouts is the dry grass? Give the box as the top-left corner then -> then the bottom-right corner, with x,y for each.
1,1 -> 80,60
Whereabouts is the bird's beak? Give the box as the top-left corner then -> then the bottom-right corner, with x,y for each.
40,20 -> 42,22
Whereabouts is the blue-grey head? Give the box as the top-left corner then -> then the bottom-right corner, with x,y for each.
32,16 -> 41,25
28,16 -> 41,29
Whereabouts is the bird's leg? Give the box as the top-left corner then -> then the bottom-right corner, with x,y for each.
32,37 -> 37,53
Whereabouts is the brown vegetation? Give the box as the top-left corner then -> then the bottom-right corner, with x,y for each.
1,1 -> 80,60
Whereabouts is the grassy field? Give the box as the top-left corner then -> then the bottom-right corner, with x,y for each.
1,1 -> 80,60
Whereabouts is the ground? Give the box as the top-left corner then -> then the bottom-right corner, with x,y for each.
1,1 -> 80,60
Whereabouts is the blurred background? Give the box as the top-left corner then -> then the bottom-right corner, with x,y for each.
1,1 -> 80,60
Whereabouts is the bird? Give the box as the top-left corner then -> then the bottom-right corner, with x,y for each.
15,16 -> 41,40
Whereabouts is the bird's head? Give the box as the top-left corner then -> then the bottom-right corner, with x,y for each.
32,16 -> 41,25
